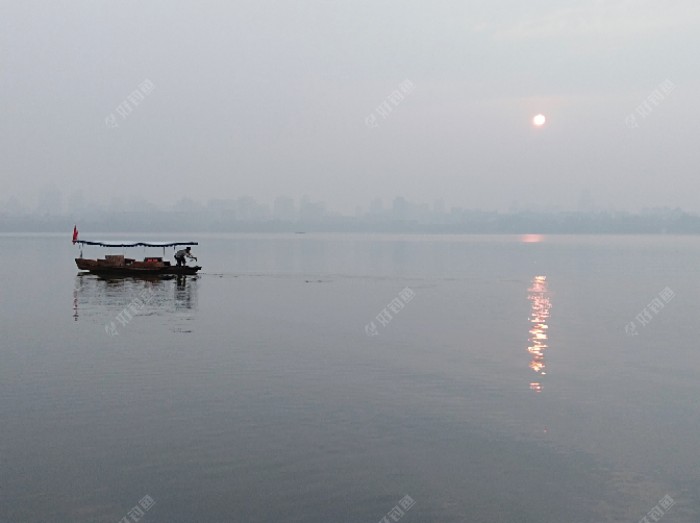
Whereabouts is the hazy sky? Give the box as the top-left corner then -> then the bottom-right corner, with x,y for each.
2,0 -> 700,213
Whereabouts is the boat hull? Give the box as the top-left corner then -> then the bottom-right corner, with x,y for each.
76,258 -> 201,276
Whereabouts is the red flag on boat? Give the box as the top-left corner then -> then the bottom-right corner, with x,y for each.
72,225 -> 79,244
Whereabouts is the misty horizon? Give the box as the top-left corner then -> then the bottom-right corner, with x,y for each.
2,189 -> 698,235
0,189 -> 694,218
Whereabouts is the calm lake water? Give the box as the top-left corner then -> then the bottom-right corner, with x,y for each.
1,233 -> 700,522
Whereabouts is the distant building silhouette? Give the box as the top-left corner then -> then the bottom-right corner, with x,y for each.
273,196 -> 296,221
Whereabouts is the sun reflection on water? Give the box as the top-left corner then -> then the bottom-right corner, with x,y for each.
528,275 -> 551,392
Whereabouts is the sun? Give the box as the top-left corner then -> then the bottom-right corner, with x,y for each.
533,114 -> 546,127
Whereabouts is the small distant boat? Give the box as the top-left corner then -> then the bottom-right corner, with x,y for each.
74,240 -> 202,277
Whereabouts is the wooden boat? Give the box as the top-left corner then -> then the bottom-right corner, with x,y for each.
75,240 -> 201,276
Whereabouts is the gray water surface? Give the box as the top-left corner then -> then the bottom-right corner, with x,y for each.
1,233 -> 699,522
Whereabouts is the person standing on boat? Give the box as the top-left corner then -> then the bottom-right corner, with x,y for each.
174,246 -> 197,267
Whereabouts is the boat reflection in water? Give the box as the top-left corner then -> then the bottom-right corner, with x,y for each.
73,274 -> 198,328
527,275 -> 551,392
174,275 -> 197,311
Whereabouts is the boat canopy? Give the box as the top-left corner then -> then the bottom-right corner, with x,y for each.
75,241 -> 198,248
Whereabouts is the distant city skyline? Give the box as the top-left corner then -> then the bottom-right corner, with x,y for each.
0,186 -> 676,220
2,187 -> 697,235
